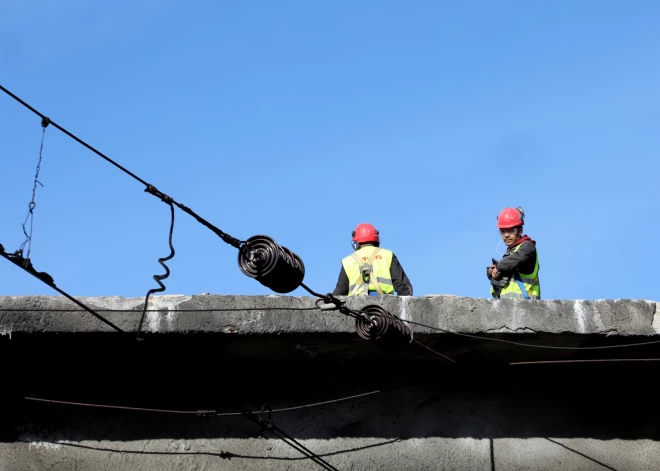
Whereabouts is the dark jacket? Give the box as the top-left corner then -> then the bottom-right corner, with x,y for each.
487,237 -> 538,296
332,245 -> 413,296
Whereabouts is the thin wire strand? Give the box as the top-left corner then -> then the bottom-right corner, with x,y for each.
413,340 -> 456,363
23,389 -> 382,416
19,125 -> 47,259
381,315 -> 660,351
510,358 -> 660,366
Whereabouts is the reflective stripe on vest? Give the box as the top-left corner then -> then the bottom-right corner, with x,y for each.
497,243 -> 541,300
341,247 -> 395,296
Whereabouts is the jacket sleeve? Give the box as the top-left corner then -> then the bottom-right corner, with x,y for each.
391,254 -> 413,296
495,242 -> 537,277
332,264 -> 349,295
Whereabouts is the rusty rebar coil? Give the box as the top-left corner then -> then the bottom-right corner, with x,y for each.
355,304 -> 413,349
237,235 -> 305,294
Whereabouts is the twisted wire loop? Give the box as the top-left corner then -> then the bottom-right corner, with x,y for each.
18,117 -> 50,260
238,235 -> 305,293
355,304 -> 413,350
136,202 -> 176,340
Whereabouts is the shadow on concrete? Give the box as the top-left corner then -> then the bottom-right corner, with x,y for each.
3,333 -> 660,442
15,438 -> 402,462
543,438 -> 619,471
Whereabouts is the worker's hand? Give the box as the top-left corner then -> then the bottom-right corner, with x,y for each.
488,265 -> 500,279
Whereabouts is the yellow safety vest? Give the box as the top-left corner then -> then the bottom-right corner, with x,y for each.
491,243 -> 541,300
341,246 -> 395,296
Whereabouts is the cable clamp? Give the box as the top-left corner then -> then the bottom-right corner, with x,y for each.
258,404 -> 273,430
145,184 -> 173,204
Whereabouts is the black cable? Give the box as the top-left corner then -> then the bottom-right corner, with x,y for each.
0,85 -> 148,186
0,244 -> 123,333
136,201 -> 176,340
366,311 -> 660,351
300,283 -> 326,299
238,406 -> 340,471
0,85 -> 243,250
171,199 -> 243,249
4,86 -> 649,354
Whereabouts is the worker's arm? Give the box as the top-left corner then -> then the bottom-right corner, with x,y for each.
495,242 -> 536,276
332,265 -> 349,296
391,254 -> 413,296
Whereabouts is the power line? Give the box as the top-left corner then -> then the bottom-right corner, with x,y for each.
4,84 -> 657,355
510,358 -> 660,366
23,390 -> 382,416
0,244 -> 123,333
413,339 -> 456,363
0,84 -> 244,249
372,314 -> 660,351
0,85 -> 148,186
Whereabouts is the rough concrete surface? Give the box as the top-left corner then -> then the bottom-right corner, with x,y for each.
2,295 -> 660,470
0,294 -> 657,336
4,437 -> 659,471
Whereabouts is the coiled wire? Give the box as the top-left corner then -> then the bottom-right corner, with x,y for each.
238,235 -> 305,293
355,304 -> 413,349
136,201 -> 176,340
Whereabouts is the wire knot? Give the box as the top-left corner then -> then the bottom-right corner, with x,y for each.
41,117 -> 50,128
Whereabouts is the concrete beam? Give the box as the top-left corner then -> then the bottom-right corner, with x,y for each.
0,294 -> 657,337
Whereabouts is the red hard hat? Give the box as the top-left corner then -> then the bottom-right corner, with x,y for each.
497,207 -> 525,229
352,223 -> 379,243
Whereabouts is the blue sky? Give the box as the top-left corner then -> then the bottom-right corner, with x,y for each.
1,1 -> 659,301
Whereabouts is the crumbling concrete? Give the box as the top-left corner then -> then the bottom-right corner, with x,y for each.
1,295 -> 659,470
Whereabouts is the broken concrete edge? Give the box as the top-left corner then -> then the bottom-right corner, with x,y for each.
0,295 -> 657,337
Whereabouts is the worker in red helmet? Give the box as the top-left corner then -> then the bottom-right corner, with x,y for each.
487,207 -> 541,299
332,223 -> 413,296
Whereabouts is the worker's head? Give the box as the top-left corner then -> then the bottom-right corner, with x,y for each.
496,207 -> 525,247
351,223 -> 380,250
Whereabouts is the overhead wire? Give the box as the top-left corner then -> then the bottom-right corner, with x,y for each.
24,389 -> 382,416
2,84 -> 659,355
1,84 -> 244,251
0,85 -> 149,186
0,244 -> 124,333
366,313 -> 660,351
0,84 -> 244,333
510,358 -> 660,365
